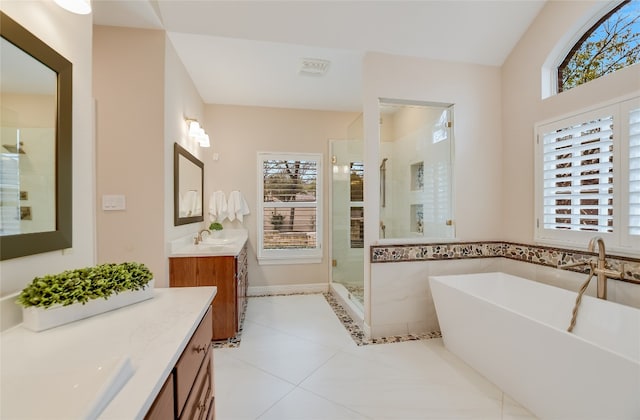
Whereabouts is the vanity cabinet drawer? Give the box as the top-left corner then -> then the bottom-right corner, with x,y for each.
175,306 -> 212,417
179,348 -> 214,420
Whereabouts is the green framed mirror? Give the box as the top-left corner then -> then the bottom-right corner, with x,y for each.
0,12 -> 72,260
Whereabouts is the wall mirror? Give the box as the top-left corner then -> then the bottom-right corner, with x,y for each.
174,143 -> 204,226
0,12 -> 72,260
378,98 -> 455,240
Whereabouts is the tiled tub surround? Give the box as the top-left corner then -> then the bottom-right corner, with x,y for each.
369,241 -> 640,338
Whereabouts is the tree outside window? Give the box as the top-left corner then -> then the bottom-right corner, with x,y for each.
558,0 -> 639,92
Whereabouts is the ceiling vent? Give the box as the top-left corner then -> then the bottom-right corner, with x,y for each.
299,58 -> 330,77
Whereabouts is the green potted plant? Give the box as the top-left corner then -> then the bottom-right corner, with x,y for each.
18,262 -> 154,332
209,221 -> 224,238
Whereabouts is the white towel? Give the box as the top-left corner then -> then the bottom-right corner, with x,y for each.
181,190 -> 199,217
208,190 -> 227,222
227,190 -> 250,222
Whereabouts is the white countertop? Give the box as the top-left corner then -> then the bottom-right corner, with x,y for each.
0,286 -> 216,419
169,228 -> 248,257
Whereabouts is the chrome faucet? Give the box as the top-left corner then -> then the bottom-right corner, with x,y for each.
194,229 -> 210,245
587,236 -> 624,299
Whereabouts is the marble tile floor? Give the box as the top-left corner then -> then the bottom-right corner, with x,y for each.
213,294 -> 537,419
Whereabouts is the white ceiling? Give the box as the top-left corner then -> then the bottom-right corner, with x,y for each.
92,0 -> 547,111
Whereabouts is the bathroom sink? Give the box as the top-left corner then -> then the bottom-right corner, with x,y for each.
202,237 -> 233,245
171,243 -> 232,256
169,228 -> 248,257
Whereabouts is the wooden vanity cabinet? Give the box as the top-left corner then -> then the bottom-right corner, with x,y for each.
170,244 -> 248,341
146,306 -> 214,420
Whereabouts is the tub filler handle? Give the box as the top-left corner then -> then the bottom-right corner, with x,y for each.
558,260 -> 591,269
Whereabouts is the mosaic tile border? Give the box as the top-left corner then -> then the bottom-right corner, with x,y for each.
212,292 -> 442,348
323,292 -> 441,346
371,241 -> 640,283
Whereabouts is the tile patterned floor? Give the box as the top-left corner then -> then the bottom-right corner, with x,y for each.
212,293 -> 441,349
213,294 -> 537,419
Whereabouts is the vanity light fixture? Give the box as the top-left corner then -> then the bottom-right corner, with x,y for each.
54,0 -> 92,14
186,119 -> 211,148
188,120 -> 201,138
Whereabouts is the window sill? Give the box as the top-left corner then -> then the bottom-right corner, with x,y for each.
257,256 -> 322,266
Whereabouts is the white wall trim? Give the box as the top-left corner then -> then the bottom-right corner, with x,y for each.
247,282 -> 329,296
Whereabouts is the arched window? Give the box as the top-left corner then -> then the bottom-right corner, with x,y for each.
558,0 -> 639,93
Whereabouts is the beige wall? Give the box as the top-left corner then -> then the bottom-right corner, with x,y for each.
93,28 -> 205,287
0,93 -> 56,127
163,35 -> 206,251
501,1 -> 640,244
93,26 -> 166,283
363,52 -> 504,245
203,105 -> 358,288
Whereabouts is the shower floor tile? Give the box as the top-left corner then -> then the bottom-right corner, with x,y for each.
213,294 -> 538,420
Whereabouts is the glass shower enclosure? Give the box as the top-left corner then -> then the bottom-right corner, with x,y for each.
330,115 -> 364,314
379,100 -> 455,240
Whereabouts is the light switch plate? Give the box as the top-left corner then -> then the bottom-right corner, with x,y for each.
102,194 -> 126,211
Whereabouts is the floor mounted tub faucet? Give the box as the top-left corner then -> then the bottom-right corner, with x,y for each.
587,236 -> 624,299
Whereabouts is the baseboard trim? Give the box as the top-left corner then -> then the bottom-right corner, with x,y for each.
247,283 -> 329,296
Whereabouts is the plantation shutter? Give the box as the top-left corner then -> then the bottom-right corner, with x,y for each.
542,115 -> 614,232
629,107 -> 640,236
262,159 -> 318,250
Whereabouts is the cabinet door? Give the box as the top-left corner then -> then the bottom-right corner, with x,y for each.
175,307 -> 212,417
196,257 -> 237,340
169,258 -> 198,287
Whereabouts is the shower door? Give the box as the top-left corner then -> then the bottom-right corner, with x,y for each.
330,138 -> 364,312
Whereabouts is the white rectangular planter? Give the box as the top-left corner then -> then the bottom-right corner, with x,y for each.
22,280 -> 155,332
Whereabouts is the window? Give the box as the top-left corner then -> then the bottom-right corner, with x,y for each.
558,0 -> 640,93
535,96 -> 640,253
350,162 -> 364,248
628,106 -> 640,236
257,152 -> 322,264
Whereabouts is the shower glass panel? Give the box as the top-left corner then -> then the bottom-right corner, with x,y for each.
330,115 -> 364,312
379,99 -> 455,240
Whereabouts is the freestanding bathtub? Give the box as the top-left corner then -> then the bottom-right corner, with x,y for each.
429,272 -> 640,420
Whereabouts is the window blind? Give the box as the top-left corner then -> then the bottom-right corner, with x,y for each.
263,160 -> 317,202
349,162 -> 364,202
542,115 -> 614,232
630,107 -> 640,236
261,158 -> 319,251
